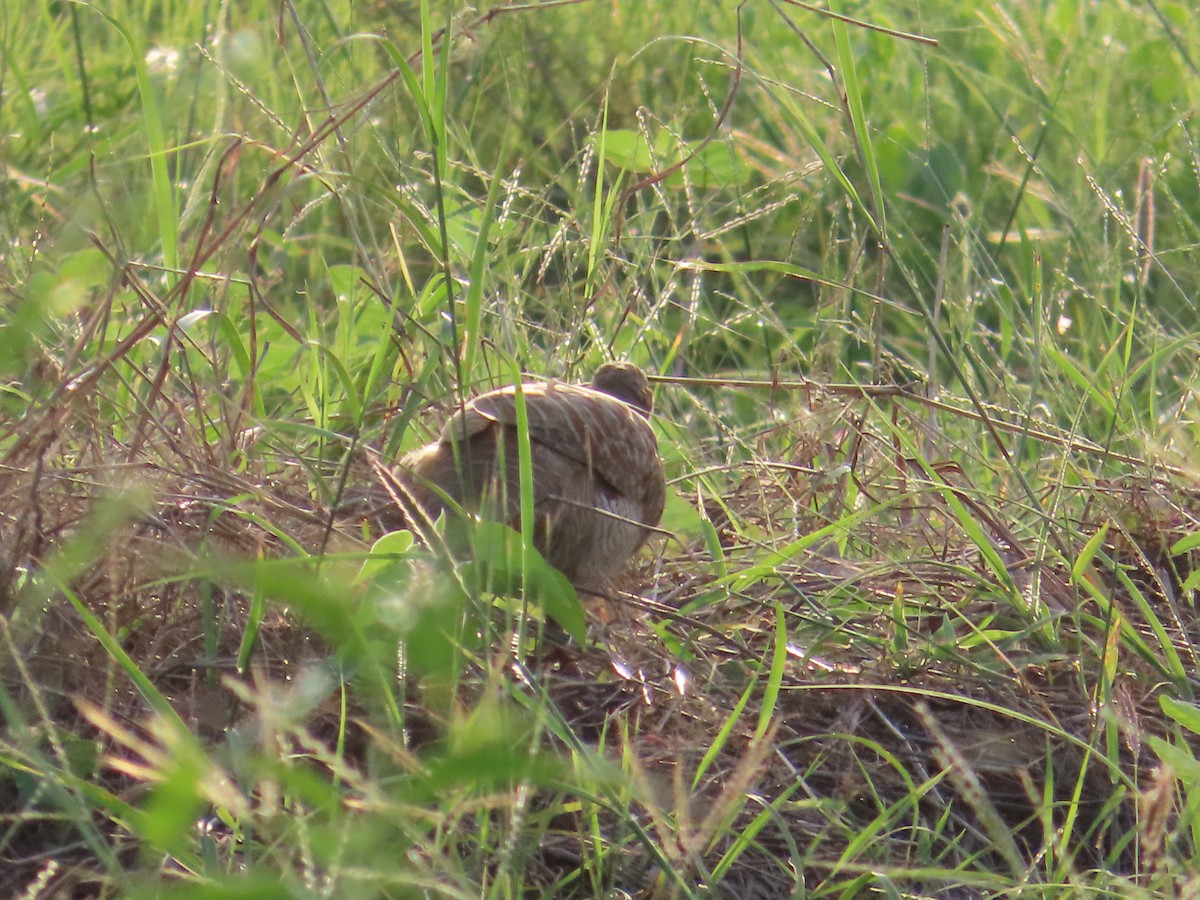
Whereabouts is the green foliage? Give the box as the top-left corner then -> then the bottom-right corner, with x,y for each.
3,0 -> 1200,895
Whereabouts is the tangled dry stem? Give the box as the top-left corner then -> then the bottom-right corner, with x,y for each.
2,373 -> 1200,896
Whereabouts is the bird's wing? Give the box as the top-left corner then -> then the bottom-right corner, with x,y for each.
441,382 -> 660,503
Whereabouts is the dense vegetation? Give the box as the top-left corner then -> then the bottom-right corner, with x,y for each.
3,1 -> 1200,896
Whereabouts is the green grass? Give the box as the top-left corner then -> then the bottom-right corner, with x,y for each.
3,0 -> 1200,896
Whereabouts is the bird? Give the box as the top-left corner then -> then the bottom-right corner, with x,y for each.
394,362 -> 665,588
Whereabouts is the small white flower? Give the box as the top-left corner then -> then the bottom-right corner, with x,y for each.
145,46 -> 180,75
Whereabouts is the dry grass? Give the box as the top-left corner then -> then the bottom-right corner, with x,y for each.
5,1 -> 1200,896
4,362 -> 1199,896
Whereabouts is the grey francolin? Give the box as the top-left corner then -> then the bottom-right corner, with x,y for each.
397,362 -> 665,588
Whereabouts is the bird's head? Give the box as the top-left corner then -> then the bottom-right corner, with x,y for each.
591,362 -> 653,416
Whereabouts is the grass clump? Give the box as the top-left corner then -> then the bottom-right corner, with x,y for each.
3,0 -> 1200,896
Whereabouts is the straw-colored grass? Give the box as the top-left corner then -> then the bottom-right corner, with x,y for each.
4,1 -> 1200,896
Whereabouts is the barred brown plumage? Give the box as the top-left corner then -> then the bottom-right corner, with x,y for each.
397,362 -> 665,587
